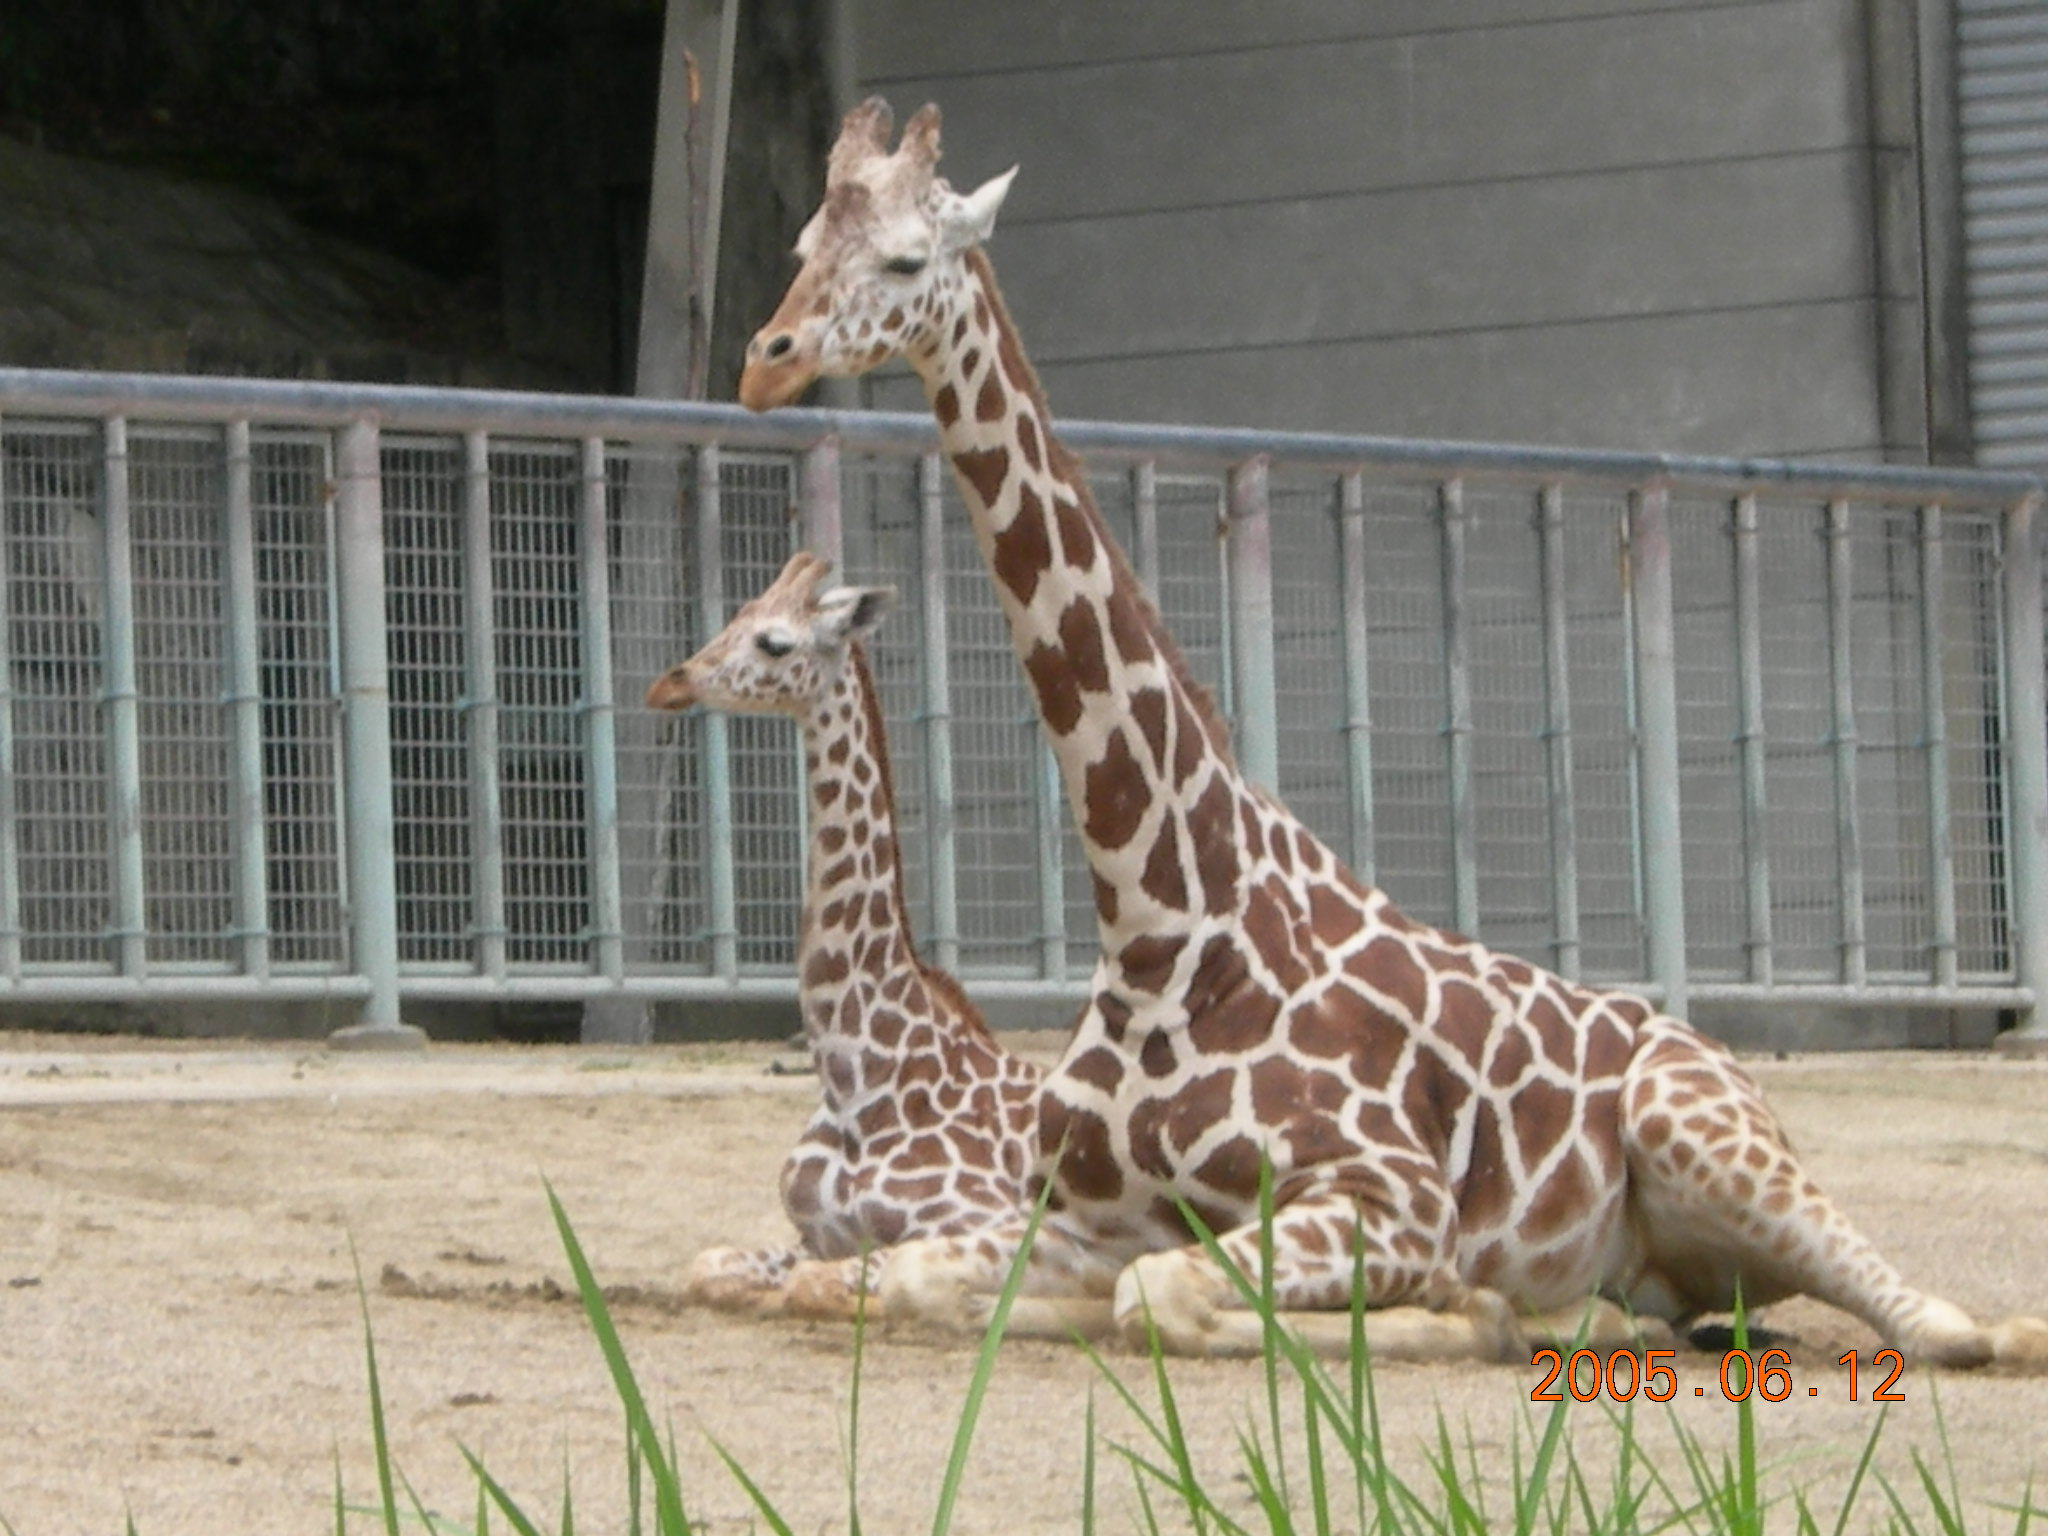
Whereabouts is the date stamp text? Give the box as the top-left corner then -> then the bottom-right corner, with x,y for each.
1531,1347 -> 1907,1403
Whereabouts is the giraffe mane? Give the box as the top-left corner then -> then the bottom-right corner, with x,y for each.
962,246 -> 1238,764
847,639 -> 1003,1048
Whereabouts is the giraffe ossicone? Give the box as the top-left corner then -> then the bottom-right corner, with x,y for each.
647,550 -> 1090,1328
734,97 -> 2048,1370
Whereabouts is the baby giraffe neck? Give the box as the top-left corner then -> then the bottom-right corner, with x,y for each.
796,646 -> 918,1048
914,248 -> 1254,964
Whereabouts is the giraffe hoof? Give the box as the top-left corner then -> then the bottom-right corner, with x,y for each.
1459,1288 -> 1532,1363
680,1248 -> 786,1314
876,1240 -> 992,1335
680,1272 -> 784,1315
1113,1250 -> 1227,1357
783,1257 -> 887,1323
1989,1315 -> 2048,1368
1896,1298 -> 1995,1369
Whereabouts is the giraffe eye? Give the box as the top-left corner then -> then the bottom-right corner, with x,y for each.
756,632 -> 796,659
883,254 -> 927,277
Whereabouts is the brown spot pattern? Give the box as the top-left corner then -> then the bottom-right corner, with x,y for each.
1082,727 -> 1149,852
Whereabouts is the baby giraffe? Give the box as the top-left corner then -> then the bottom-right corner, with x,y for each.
646,551 -> 1046,1320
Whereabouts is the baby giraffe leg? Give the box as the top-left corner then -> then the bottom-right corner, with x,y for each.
682,1245 -> 801,1314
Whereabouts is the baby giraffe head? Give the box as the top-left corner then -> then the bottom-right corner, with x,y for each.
645,550 -> 895,718
739,96 -> 1017,411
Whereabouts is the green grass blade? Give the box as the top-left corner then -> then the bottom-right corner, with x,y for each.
706,1434 -> 801,1536
1081,1389 -> 1098,1536
1911,1448 -> 1969,1536
542,1182 -> 693,1536
927,1185 -> 1053,1536
349,1239 -> 403,1536
847,1251 -> 873,1536
1303,1383 -> 1331,1536
458,1445 -> 550,1536
1254,1157 -> 1291,1518
1234,1424 -> 1291,1535
1828,1403 -> 1890,1536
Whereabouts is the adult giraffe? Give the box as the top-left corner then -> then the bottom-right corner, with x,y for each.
735,97 -> 2046,1366
647,552 -> 1049,1322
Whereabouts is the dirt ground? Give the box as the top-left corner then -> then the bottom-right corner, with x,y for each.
1,1032 -> 2045,1536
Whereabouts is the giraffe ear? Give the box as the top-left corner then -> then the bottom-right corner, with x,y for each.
937,166 -> 1018,251
815,584 -> 897,644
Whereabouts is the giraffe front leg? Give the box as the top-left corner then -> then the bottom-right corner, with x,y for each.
1620,1023 -> 2008,1369
878,1219 -> 1120,1341
1111,1183 -> 1524,1364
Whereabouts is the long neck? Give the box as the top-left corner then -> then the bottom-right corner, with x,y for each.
796,645 -> 918,1032
913,248 -> 1253,962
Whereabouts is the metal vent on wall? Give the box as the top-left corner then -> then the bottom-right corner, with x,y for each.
1958,0 -> 2048,466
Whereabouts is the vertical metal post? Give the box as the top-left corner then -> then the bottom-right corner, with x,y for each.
1732,495 -> 1774,985
1228,456 -> 1280,792
460,432 -> 508,983
694,444 -> 739,982
1825,499 -> 1867,987
0,412 -> 19,984
1995,493 -> 2048,1048
329,418 -> 425,1047
1336,472 -> 1377,885
1438,478 -> 1480,937
802,437 -> 844,569
98,417 -> 148,979
1628,485 -> 1688,1016
220,420 -> 271,978
1131,459 -> 1162,597
579,437 -> 626,984
1536,484 -> 1582,979
916,454 -> 965,976
1917,505 -> 1958,989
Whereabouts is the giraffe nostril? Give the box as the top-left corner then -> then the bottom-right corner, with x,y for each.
764,333 -> 796,362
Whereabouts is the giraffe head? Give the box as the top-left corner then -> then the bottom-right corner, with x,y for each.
739,97 -> 1017,412
646,551 -> 896,716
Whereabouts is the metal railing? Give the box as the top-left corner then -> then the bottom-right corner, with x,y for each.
1,367 -> 2044,1045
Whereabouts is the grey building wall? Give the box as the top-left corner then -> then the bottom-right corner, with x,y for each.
846,0 -> 1941,460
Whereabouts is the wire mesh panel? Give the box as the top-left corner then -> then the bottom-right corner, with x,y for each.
941,471 -> 1046,975
841,454 -> 934,946
250,432 -> 344,965
491,442 -> 588,967
715,453 -> 803,972
1558,493 -> 1643,978
382,439 -> 472,965
1460,486 -> 1559,961
1752,504 -> 1844,980
1268,476 -> 1352,860
129,429 -> 234,965
1360,482 -> 1455,930
1849,505 -> 1936,979
1943,511 -> 2012,979
1669,496 -> 1747,981
3,423 -> 109,966
608,444 -> 702,972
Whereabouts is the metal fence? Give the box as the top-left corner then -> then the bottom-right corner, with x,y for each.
1,368 -> 2044,1044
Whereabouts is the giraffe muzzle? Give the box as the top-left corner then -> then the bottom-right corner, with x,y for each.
644,667 -> 700,712
739,328 -> 820,412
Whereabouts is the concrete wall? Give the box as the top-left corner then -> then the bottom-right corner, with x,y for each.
848,0 -> 1920,459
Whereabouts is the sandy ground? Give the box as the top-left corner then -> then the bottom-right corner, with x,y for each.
1,1032 -> 2045,1536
